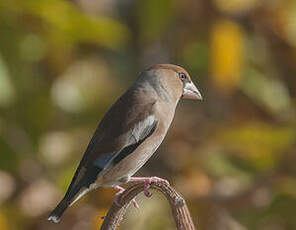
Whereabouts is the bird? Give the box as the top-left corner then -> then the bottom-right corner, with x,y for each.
48,64 -> 202,223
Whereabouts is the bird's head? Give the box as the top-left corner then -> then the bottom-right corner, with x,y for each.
145,64 -> 202,101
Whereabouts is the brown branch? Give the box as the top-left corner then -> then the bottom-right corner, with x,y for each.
100,182 -> 196,230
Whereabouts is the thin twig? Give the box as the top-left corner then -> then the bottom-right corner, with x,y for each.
100,182 -> 196,230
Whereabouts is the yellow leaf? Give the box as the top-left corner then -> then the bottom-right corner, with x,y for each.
0,213 -> 8,230
92,209 -> 109,230
210,20 -> 244,92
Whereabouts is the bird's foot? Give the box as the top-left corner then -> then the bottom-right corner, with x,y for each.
114,186 -> 139,209
129,177 -> 170,197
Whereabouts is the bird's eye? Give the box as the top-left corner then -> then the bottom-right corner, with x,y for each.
179,72 -> 186,81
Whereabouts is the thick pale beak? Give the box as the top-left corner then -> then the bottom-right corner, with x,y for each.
183,81 -> 203,100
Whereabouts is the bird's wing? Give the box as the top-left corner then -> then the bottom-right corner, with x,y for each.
93,114 -> 158,171
63,88 -> 158,200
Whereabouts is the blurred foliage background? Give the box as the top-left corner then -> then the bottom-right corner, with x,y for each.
0,0 -> 296,229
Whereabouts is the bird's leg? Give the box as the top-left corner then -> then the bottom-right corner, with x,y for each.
114,186 -> 139,208
129,177 -> 170,197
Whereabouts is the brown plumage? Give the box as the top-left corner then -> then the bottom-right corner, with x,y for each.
48,64 -> 202,223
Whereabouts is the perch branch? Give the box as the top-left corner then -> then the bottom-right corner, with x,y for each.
100,182 -> 196,230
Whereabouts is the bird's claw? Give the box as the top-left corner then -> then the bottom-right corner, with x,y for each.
131,199 -> 139,209
149,176 -> 170,186
144,180 -> 152,197
130,176 -> 170,198
114,186 -> 139,209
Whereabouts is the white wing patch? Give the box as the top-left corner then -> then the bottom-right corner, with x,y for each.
131,115 -> 155,142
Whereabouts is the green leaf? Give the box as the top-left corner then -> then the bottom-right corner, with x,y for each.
17,0 -> 129,49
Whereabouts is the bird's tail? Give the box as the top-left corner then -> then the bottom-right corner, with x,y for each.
48,198 -> 70,223
48,186 -> 90,223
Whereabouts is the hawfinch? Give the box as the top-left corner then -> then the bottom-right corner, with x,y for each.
48,64 -> 202,223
